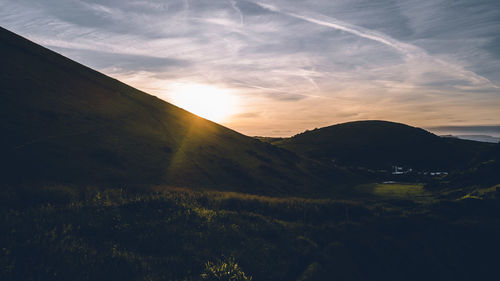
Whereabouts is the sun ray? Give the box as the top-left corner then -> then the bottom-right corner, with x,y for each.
167,83 -> 240,123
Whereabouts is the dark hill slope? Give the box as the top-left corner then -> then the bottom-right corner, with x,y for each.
272,121 -> 493,171
0,27 -> 346,193
445,142 -> 500,187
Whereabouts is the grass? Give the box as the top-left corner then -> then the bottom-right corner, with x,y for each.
459,184 -> 500,200
351,183 -> 432,202
372,183 -> 429,198
1,184 -> 500,281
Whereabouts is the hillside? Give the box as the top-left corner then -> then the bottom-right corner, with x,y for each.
0,27 -> 348,193
444,142 -> 500,188
270,120 -> 493,171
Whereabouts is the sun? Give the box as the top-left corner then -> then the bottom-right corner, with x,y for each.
167,83 -> 239,123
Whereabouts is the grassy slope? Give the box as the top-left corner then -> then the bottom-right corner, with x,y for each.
271,120 -> 493,171
443,142 -> 500,187
0,27 -> 349,194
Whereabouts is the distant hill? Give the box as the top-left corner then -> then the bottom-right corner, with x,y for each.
454,135 -> 499,143
269,120 -> 494,171
0,27 -> 349,193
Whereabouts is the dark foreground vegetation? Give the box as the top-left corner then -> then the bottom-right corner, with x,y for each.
2,183 -> 499,281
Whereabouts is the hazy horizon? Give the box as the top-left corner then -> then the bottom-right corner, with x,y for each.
1,0 -> 499,137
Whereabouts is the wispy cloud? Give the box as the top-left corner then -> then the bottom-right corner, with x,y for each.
253,1 -> 498,89
229,0 -> 244,25
1,0 -> 499,136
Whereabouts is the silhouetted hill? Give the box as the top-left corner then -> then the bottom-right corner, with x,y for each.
271,120 -> 493,171
0,27 -> 347,193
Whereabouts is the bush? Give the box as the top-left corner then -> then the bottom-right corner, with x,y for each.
201,256 -> 252,281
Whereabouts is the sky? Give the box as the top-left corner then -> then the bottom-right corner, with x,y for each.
1,0 -> 500,137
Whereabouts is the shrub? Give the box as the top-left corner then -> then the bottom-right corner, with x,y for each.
201,256 -> 252,281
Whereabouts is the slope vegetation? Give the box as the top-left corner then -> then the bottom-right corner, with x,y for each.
0,27 -> 346,193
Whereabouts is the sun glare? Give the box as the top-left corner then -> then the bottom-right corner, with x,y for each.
167,83 -> 239,123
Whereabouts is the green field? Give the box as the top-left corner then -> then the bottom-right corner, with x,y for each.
373,183 -> 429,198
353,182 -> 429,199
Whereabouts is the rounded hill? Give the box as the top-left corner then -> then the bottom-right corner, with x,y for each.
274,120 -> 491,170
